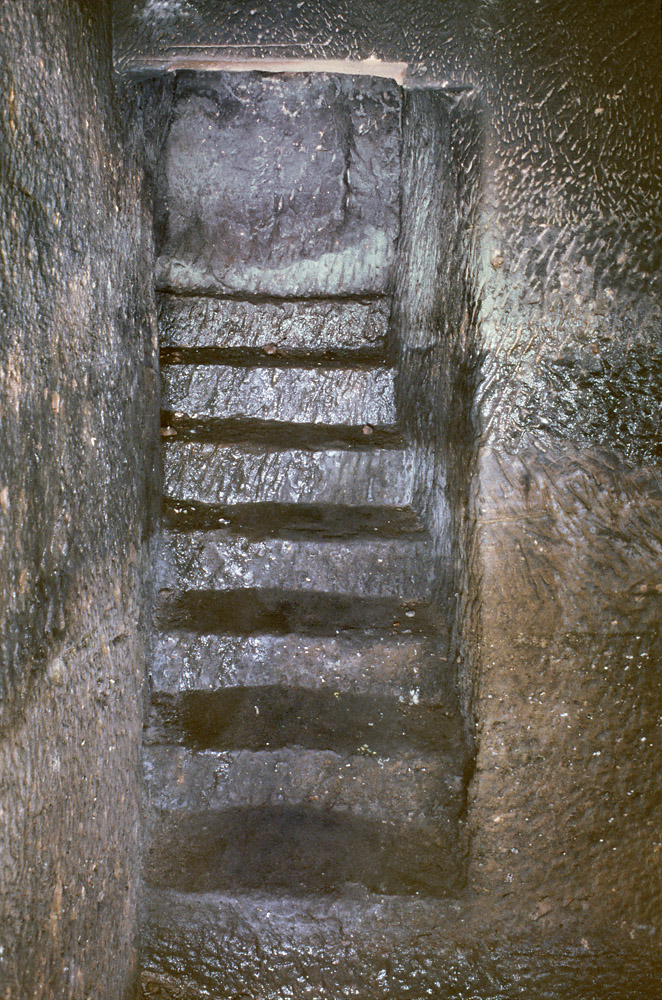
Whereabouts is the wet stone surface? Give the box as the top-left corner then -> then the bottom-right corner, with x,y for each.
150,631 -> 452,704
161,363 -> 397,427
155,73 -> 402,296
158,294 -> 391,357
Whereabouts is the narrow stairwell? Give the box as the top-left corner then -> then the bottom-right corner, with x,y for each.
142,72 -> 470,999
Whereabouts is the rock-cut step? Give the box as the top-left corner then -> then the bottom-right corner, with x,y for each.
145,804 -> 461,897
161,364 -> 397,429
162,442 -> 420,536
158,295 -> 391,359
144,742 -> 466,897
157,531 -> 433,599
150,631 -> 453,705
155,530 -> 439,632
144,745 -> 464,822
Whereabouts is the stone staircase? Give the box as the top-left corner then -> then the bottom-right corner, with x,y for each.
142,71 -> 468,999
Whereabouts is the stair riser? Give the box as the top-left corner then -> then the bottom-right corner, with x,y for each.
158,533 -> 433,598
151,632 -> 451,703
163,444 -> 415,509
144,746 -> 464,819
162,366 -> 397,427
159,296 -> 391,355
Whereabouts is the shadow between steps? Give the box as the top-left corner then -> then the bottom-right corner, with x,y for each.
146,806 -> 464,898
156,590 -> 446,636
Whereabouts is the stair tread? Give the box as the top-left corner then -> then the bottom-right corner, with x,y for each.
145,686 -> 463,754
161,418 -> 406,447
155,591 -> 445,635
161,365 -> 397,427
145,804 -> 461,897
141,886 -> 463,1000
158,295 -> 391,355
162,442 -> 415,509
144,745 -> 465,818
157,532 -> 433,599
151,631 -> 451,702
164,501 -> 423,536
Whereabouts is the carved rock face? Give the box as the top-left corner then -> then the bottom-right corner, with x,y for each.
157,73 -> 401,295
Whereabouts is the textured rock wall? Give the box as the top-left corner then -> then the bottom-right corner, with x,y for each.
465,1 -> 662,980
0,2 -> 158,996
392,86 -> 481,697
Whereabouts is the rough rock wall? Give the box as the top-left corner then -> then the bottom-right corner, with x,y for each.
466,0 -> 662,980
0,2 -> 158,997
